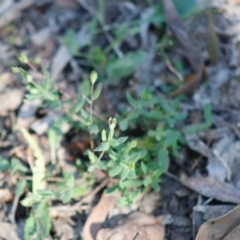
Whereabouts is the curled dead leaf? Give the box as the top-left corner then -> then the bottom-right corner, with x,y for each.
196,205 -> 240,240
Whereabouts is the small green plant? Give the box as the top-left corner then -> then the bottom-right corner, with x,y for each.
11,52 -> 186,239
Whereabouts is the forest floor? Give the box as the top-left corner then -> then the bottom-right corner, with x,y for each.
1,0 -> 240,239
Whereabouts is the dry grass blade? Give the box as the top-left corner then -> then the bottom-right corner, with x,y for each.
207,9 -> 219,65
196,205 -> 240,240
162,0 -> 204,97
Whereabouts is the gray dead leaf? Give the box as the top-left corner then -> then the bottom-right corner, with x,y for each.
51,45 -> 72,81
31,111 -> 63,135
140,7 -> 155,48
209,68 -> 230,89
0,0 -> 14,16
180,174 -> 240,204
96,212 -> 165,240
0,88 -> 23,112
187,139 -> 213,158
229,34 -> 240,67
196,205 -> 240,240
0,0 -> 35,28
31,27 -> 52,47
15,99 -> 42,130
193,205 -> 236,239
76,25 -> 93,48
0,222 -> 20,240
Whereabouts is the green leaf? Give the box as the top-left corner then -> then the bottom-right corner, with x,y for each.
163,131 -> 180,147
37,189 -> 54,198
35,200 -> 51,238
121,168 -> 130,181
72,97 -> 85,113
128,169 -> 136,179
110,137 -> 128,147
121,179 -> 142,188
65,173 -> 75,187
21,192 -> 42,207
94,142 -> 110,152
126,92 -> 138,109
141,162 -> 147,175
16,180 -> 27,197
11,158 -> 28,174
60,29 -> 79,56
119,119 -> 128,131
17,53 -> 29,63
151,180 -> 160,191
102,129 -> 107,142
109,165 -> 122,177
173,0 -> 197,17
61,188 -> 74,203
96,161 -> 107,170
48,126 -> 61,163
204,103 -> 213,126
158,149 -> 169,171
11,67 -> 20,73
88,124 -> 99,135
88,150 -> 97,164
106,51 -> 147,79
93,83 -> 102,100
0,158 -> 10,172
143,176 -> 152,187
25,93 -> 43,100
106,185 -> 119,195
80,79 -> 91,96
108,129 -> 114,141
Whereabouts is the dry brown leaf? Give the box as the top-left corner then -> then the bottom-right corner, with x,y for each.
196,205 -> 240,240
96,212 -> 165,240
223,224 -> 240,240
180,174 -> 240,204
0,72 -> 13,91
0,188 -> 13,203
162,0 -> 204,97
0,88 -> 24,112
82,192 -> 118,240
51,45 -> 72,81
0,222 -> 20,240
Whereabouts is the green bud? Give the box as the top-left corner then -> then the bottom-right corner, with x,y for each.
17,53 -> 29,63
11,67 -> 20,73
90,71 -> 98,84
131,140 -> 138,148
101,129 -> 107,142
109,117 -> 117,130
